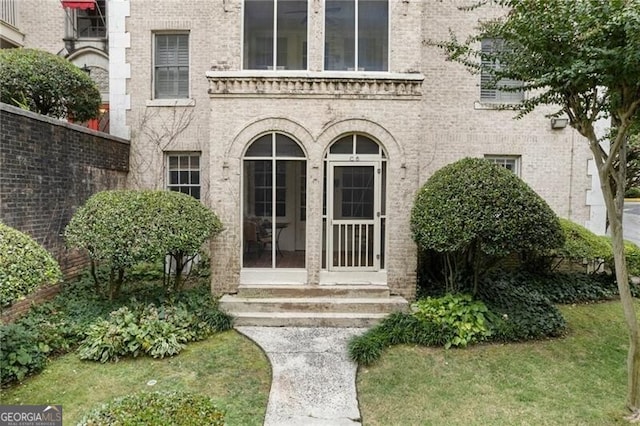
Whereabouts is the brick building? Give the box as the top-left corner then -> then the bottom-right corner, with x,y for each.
1,0 -> 606,324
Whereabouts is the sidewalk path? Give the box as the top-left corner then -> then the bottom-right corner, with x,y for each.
237,327 -> 367,426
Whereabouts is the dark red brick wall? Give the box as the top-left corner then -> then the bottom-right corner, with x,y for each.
0,102 -> 130,281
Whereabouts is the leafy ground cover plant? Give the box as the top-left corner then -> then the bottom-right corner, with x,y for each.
0,222 -> 62,307
77,391 -> 225,425
412,294 -> 492,348
0,274 -> 231,386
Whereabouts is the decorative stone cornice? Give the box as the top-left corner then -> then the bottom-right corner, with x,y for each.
206,71 -> 424,100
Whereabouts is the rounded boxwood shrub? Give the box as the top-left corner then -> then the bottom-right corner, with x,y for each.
549,218 -> 610,271
78,391 -> 225,426
0,48 -> 100,121
411,158 -> 564,293
0,222 -> 62,307
65,190 -> 222,298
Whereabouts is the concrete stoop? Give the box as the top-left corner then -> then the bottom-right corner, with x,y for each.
220,284 -> 409,327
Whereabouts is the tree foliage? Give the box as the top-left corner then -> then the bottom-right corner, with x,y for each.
434,0 -> 640,414
65,190 -> 222,298
0,222 -> 62,307
411,157 -> 564,293
0,48 -> 100,122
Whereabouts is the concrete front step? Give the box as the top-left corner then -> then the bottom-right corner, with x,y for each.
220,295 -> 407,314
232,311 -> 390,327
237,284 -> 391,299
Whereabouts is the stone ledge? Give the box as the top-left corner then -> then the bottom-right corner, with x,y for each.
206,71 -> 424,100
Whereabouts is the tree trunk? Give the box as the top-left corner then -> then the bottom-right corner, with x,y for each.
598,162 -> 640,412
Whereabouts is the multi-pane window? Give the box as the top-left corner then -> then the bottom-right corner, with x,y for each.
340,167 -> 374,218
167,153 -> 201,199
480,38 -> 523,103
325,0 -> 388,71
154,33 -> 189,99
243,0 -> 308,70
485,155 -> 521,176
75,0 -> 107,38
254,161 -> 287,217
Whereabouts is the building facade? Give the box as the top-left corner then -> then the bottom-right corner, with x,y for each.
2,1 -> 605,309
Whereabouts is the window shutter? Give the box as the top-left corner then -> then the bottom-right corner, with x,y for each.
480,38 -> 523,103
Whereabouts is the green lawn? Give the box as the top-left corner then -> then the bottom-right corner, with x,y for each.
0,330 -> 271,426
357,301 -> 633,425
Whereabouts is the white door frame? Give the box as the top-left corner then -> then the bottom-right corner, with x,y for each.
327,161 -> 381,271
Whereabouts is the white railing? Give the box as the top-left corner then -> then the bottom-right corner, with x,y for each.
332,221 -> 375,269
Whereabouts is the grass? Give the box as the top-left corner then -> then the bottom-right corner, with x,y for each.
0,330 -> 271,425
357,301 -> 634,425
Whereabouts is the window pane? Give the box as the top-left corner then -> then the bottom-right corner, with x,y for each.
155,34 -> 189,99
276,133 -> 305,157
355,135 -> 379,154
358,0 -> 388,71
166,153 -> 201,200
246,134 -> 273,157
330,135 -> 353,154
325,0 -> 355,70
277,0 -> 307,70
244,0 -> 274,69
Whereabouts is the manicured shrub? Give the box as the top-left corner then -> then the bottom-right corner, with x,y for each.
603,239 -> 640,278
0,222 -> 62,307
78,391 -> 225,426
477,274 -> 566,341
626,187 -> 640,198
547,218 -> 610,272
65,190 -> 222,298
411,158 -> 564,293
412,294 -> 492,348
0,48 -> 100,121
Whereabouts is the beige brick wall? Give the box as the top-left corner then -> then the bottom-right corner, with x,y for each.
119,0 -> 595,300
19,0 -> 66,53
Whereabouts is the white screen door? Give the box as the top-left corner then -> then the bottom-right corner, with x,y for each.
327,162 -> 380,271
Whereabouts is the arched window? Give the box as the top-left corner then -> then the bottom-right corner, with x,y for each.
243,133 -> 306,269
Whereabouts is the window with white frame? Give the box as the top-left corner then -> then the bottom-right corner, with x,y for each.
480,38 -> 523,103
485,155 -> 521,176
243,0 -> 308,70
154,33 -> 189,99
325,0 -> 388,71
166,153 -> 201,199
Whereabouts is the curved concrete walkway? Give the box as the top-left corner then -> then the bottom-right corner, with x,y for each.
237,327 -> 367,426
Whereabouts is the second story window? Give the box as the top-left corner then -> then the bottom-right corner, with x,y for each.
243,0 -> 308,70
154,33 -> 189,99
480,38 -> 524,104
76,0 -> 107,38
324,0 -> 388,71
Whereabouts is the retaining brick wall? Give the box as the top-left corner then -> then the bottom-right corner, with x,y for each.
1,103 -> 130,319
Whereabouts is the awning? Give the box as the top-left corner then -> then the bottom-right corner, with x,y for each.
61,0 -> 96,10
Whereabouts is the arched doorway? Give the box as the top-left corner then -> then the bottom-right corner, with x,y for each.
242,132 -> 307,269
323,134 -> 386,271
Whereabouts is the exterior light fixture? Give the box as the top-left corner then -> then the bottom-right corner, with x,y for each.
550,118 -> 569,129
80,64 -> 91,75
